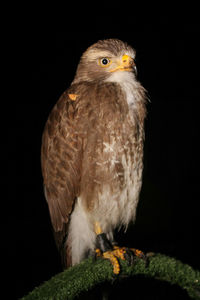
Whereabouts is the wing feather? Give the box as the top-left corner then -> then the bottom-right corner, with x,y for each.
41,89 -> 82,237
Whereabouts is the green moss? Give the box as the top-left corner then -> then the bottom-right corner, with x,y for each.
20,253 -> 200,300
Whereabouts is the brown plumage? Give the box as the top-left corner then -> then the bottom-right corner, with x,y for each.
41,39 -> 147,268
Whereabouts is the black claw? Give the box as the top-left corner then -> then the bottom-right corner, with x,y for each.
144,255 -> 150,268
132,249 -> 148,267
124,248 -> 135,265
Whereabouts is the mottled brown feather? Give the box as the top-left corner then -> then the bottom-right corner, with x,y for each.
41,90 -> 83,232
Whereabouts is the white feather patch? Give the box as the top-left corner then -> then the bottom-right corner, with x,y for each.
68,198 -> 96,266
105,71 -> 141,109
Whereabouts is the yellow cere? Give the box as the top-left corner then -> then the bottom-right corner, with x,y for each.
122,54 -> 131,63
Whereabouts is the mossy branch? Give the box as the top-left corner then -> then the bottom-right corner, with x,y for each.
20,253 -> 200,300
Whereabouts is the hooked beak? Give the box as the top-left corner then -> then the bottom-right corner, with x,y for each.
109,54 -> 137,75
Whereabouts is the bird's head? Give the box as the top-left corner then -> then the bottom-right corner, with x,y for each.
73,39 -> 137,84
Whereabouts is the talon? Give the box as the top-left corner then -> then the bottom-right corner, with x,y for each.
124,248 -> 135,265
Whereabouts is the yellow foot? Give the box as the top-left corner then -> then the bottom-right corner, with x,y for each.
113,246 -> 146,266
96,246 -> 146,275
96,248 -> 121,274
94,223 -> 146,274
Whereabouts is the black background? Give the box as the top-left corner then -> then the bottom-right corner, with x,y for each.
12,10 -> 200,300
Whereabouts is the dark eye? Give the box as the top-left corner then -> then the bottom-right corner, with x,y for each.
101,58 -> 110,65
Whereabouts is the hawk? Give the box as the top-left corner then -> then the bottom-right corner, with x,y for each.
41,39 -> 147,272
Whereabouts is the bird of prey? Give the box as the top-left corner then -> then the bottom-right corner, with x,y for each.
41,39 -> 147,273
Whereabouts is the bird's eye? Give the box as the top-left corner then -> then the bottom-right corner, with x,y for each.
99,58 -> 111,67
101,58 -> 109,65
